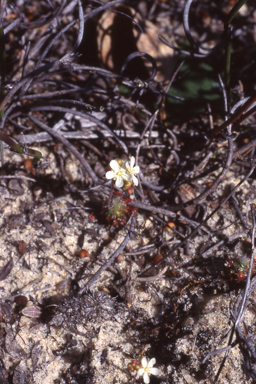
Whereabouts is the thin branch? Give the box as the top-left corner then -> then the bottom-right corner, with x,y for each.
61,0 -> 84,61
30,105 -> 128,154
29,115 -> 100,184
212,94 -> 256,137
79,212 -> 137,293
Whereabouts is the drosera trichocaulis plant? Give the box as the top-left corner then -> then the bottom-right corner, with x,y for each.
128,355 -> 160,384
105,156 -> 140,227
225,253 -> 256,282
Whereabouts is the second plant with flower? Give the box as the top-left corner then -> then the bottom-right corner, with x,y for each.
136,357 -> 160,383
106,156 -> 140,188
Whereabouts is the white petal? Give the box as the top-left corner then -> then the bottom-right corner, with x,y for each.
109,160 -> 119,172
130,156 -> 135,167
122,173 -> 130,181
133,165 -> 140,174
124,161 -> 131,172
106,171 -> 116,180
132,175 -> 138,186
141,357 -> 148,368
124,174 -> 132,182
148,358 -> 156,368
143,372 -> 150,384
137,368 -> 144,377
150,368 -> 159,376
115,176 -> 124,188
121,160 -> 127,169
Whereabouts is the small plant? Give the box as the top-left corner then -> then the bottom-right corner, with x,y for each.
128,356 -> 160,384
105,190 -> 137,227
136,357 -> 160,384
108,194 -> 129,219
104,156 -> 139,226
128,359 -> 140,373
225,254 -> 256,281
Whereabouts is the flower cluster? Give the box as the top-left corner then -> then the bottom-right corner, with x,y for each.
105,156 -> 140,188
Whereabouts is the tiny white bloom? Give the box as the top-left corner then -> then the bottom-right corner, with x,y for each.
124,156 -> 140,186
105,159 -> 129,188
137,357 -> 159,384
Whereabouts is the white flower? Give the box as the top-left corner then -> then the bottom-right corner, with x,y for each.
105,159 -> 129,188
124,156 -> 140,186
137,357 -> 159,384
105,157 -> 140,188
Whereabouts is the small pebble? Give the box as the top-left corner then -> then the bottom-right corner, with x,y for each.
18,241 -> 27,256
24,158 -> 33,170
152,254 -> 163,264
80,249 -> 90,258
116,254 -> 124,263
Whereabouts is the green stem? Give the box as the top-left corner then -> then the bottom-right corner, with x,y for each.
225,0 -> 248,27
